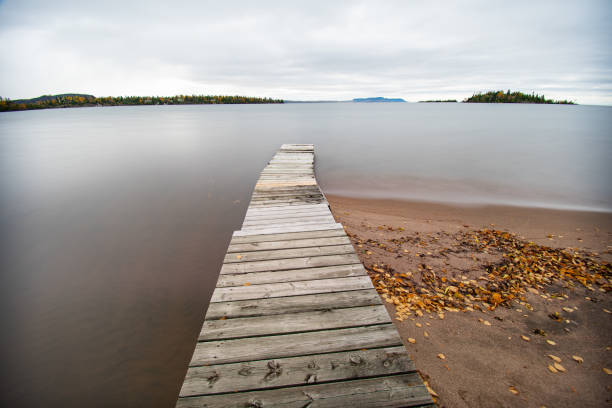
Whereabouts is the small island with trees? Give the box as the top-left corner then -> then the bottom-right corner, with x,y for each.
464,90 -> 575,104
0,93 -> 284,112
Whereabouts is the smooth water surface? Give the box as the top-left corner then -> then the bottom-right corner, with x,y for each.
1,103 -> 610,407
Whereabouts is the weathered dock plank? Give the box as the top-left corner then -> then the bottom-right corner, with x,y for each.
176,144 -> 432,407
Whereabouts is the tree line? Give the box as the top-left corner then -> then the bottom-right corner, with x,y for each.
464,90 -> 575,104
0,94 -> 284,112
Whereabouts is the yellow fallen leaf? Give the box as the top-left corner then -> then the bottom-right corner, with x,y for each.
572,355 -> 583,363
548,365 -> 558,373
553,362 -> 566,372
548,355 -> 561,363
366,250 -> 372,255
243,282 -> 251,286
424,331 -> 429,338
408,338 -> 416,344
508,386 -> 519,395
426,385 -> 438,397
521,335 -> 530,342
603,309 -> 611,314
437,353 -> 446,360
416,323 -> 422,328
438,313 -> 445,320
547,340 -> 557,346
562,307 -> 573,313
603,368 -> 612,375
483,320 -> 491,326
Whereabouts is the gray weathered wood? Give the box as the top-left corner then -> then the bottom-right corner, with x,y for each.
179,346 -> 413,396
227,236 -> 350,253
229,228 -> 345,244
220,253 -> 360,274
224,244 -> 355,263
233,223 -> 343,236
210,276 -> 374,302
204,289 -> 382,319
177,374 -> 432,408
200,305 -> 391,340
215,264 -> 366,287
190,324 -> 403,366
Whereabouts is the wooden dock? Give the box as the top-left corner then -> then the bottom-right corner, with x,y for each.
176,144 -> 433,407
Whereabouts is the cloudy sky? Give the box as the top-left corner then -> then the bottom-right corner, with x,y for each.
1,0 -> 610,104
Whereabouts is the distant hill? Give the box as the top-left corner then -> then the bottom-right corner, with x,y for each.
353,97 -> 405,103
11,93 -> 95,104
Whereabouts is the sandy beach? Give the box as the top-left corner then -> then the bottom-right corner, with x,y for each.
328,195 -> 612,408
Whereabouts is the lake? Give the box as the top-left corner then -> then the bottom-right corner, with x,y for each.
1,102 -> 610,407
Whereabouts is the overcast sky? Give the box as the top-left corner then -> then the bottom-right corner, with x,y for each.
1,0 -> 610,104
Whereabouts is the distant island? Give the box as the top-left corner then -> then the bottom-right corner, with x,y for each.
419,99 -> 457,103
0,93 -> 284,112
353,97 -> 405,103
464,90 -> 575,104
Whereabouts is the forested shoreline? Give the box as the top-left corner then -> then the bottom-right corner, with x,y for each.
464,90 -> 575,104
0,93 -> 284,112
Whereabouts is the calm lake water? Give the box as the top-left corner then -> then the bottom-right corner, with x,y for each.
1,103 -> 611,407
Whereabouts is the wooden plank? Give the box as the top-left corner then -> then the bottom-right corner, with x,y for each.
227,236 -> 350,253
200,305 -> 391,340
242,216 -> 335,227
243,211 -> 332,222
215,264 -> 365,287
242,218 -> 337,231
248,200 -> 326,207
210,276 -> 373,302
245,203 -> 329,214
224,244 -> 355,263
233,223 -> 343,236
179,346 -> 413,397
205,290 -> 382,319
177,374 -> 432,408
229,228 -> 345,244
190,324 -> 403,366
220,253 -> 359,274
240,223 -> 338,233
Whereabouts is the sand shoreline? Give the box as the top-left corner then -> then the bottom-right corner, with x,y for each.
327,194 -> 611,408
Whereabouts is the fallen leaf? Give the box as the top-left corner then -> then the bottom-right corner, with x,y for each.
553,362 -> 566,372
243,282 -> 251,286
437,353 -> 446,360
548,355 -> 562,363
236,254 -> 242,259
483,320 -> 491,326
603,309 -> 611,314
424,331 -> 429,338
562,307 -> 574,313
416,323 -> 422,328
603,368 -> 612,375
426,384 -> 438,397
548,365 -> 558,373
521,335 -> 531,342
572,355 -> 583,363
508,386 -> 519,395
219,316 -> 227,320
408,338 -> 416,344
547,340 -> 557,346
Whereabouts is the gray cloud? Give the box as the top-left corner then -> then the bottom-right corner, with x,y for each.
1,0 -> 610,104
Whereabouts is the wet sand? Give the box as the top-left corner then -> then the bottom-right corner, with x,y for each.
328,195 -> 612,408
